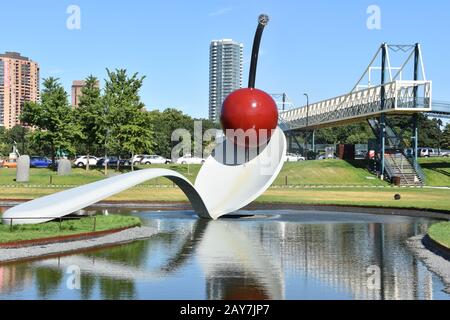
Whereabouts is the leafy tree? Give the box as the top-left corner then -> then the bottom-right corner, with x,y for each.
148,109 -> 193,158
21,77 -> 81,165
442,123 -> 450,149
314,123 -> 374,145
75,75 -> 104,170
0,127 -> 8,156
146,109 -> 220,159
104,69 -> 152,170
117,111 -> 154,171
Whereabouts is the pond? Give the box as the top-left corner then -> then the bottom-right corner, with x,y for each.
0,208 -> 448,300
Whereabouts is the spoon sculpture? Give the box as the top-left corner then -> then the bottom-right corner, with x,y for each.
2,14 -> 287,225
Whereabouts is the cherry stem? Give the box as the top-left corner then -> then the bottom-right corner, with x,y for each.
248,14 -> 269,89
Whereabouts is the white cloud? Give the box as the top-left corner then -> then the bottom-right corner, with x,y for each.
208,7 -> 233,17
47,68 -> 66,75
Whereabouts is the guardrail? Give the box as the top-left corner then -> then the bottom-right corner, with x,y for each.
2,216 -> 97,232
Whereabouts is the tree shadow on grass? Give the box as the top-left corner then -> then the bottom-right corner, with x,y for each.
420,162 -> 450,178
344,159 -> 370,170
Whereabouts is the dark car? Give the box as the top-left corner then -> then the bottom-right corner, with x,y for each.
30,156 -> 53,168
97,157 -> 131,168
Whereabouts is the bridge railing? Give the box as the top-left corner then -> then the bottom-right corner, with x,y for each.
279,81 -> 432,130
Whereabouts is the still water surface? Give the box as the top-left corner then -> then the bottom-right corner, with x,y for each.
0,208 -> 449,300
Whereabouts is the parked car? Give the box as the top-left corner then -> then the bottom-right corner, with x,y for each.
420,148 -> 438,158
317,154 -> 336,160
30,156 -> 53,168
285,153 -> 305,162
141,155 -> 171,165
176,154 -> 206,165
74,156 -> 99,168
355,150 -> 367,160
131,154 -> 150,166
2,159 -> 17,168
97,156 -> 131,168
442,151 -> 450,157
404,148 -> 414,157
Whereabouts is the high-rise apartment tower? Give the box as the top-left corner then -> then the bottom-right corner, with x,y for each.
209,39 -> 243,122
0,52 -> 40,129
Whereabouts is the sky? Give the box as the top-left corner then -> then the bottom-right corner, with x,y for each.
1,0 -> 449,118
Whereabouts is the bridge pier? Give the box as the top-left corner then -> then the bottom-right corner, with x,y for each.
413,114 -> 419,167
379,43 -> 387,181
380,114 -> 386,181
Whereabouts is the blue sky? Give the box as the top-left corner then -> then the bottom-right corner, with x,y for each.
1,0 -> 449,118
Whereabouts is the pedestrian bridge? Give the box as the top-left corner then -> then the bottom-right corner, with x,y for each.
279,80 -> 432,131
274,43 -> 450,187
276,43 -> 450,131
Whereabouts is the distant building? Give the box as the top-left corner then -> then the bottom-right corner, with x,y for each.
0,52 -> 40,129
71,80 -> 100,108
209,39 -> 243,122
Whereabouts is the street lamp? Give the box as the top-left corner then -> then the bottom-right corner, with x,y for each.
303,93 -> 309,127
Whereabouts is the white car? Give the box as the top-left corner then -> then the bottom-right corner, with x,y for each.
74,156 -> 99,168
141,155 -> 171,165
285,153 -> 305,162
420,148 -> 438,158
318,154 -> 336,160
176,155 -> 206,165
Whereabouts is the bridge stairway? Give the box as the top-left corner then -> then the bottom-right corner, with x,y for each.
368,118 -> 425,186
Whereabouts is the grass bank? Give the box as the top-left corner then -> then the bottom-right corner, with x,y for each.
428,222 -> 450,249
0,215 -> 141,244
0,165 -> 200,186
2,186 -> 450,212
1,159 -> 450,212
419,157 -> 450,187
1,158 -> 449,187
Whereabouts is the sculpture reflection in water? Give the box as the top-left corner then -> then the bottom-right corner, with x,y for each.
20,219 -> 284,300
0,211 -> 445,300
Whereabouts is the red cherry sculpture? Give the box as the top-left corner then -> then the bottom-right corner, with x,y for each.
221,88 -> 278,148
220,14 -> 278,148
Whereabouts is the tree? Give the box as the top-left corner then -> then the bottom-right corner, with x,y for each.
0,127 -> 8,156
104,69 -> 152,170
21,77 -> 81,165
442,123 -> 450,149
418,115 -> 442,148
117,111 -> 154,171
76,75 -> 104,170
314,123 -> 374,145
147,109 -> 193,158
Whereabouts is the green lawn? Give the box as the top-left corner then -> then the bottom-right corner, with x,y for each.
428,222 -> 450,248
419,157 -> 450,187
0,215 -> 141,244
273,160 -> 387,186
1,159 -> 450,212
1,158 -> 449,187
260,188 -> 450,212
0,164 -> 201,186
1,185 -> 450,212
